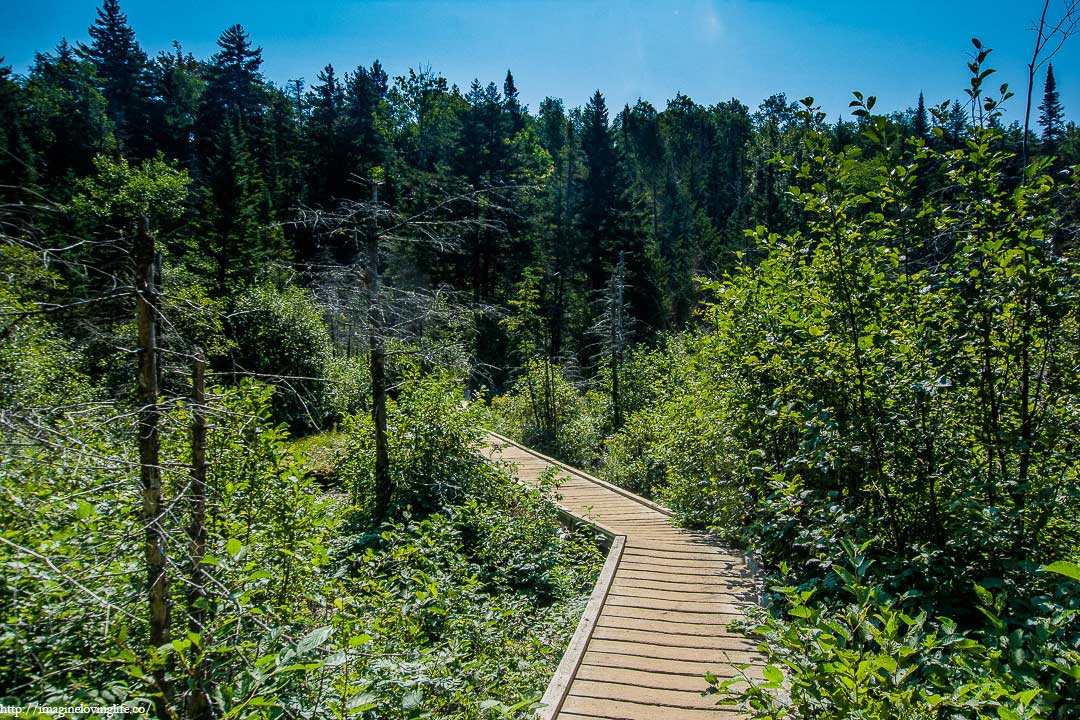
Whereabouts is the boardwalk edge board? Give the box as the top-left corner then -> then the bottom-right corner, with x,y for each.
484,432 -> 628,719
537,536 -> 626,720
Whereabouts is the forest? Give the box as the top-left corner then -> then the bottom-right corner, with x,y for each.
1,0 -> 1079,718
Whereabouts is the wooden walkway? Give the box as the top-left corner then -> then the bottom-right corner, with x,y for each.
486,433 -> 762,720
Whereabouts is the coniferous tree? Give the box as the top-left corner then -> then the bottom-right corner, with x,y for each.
913,91 -> 930,139
304,64 -> 348,206
79,0 -> 149,153
201,24 -> 265,128
261,85 -> 303,215
942,100 -> 968,149
708,99 -> 752,255
196,117 -> 280,294
504,69 -> 524,134
622,100 -> 664,244
190,24 -> 281,293
388,67 -> 460,173
1038,63 -> 1066,155
749,93 -> 800,237
0,60 -> 35,191
149,42 -> 202,165
535,97 -> 581,360
579,90 -> 618,294
343,61 -> 390,177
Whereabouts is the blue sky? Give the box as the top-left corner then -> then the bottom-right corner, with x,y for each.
2,1 -> 1077,124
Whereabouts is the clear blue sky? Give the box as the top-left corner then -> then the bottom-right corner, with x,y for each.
2,0 -> 1076,124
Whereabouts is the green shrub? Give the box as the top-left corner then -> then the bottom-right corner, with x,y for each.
712,542 -> 1079,720
229,282 -> 333,431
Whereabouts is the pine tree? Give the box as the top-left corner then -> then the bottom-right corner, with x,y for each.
504,69 -> 524,133
1038,63 -> 1066,155
580,90 -> 618,294
79,0 -> 149,152
204,24 -> 265,121
304,64 -> 347,205
913,91 -> 929,139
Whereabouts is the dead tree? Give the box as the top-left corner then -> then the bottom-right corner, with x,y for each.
134,217 -> 171,716
609,252 -> 627,431
298,177 -> 500,519
365,179 -> 392,518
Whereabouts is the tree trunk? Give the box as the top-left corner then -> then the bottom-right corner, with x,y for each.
611,253 -> 625,430
135,218 -> 170,717
367,184 -> 391,519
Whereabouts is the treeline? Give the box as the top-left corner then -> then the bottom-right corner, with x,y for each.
8,1 -> 1076,416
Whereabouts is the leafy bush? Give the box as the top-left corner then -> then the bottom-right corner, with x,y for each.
229,282 -> 334,431
711,543 -> 1080,720
588,54 -> 1080,716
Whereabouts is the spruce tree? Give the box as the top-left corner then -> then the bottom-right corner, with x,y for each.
1038,63 -> 1066,155
197,118 -> 278,294
304,64 -> 347,205
580,90 -> 618,293
913,91 -> 930,139
204,24 -> 265,121
79,0 -> 149,152
504,69 -> 523,133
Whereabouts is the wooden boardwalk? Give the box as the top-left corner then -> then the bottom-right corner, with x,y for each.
486,433 -> 762,720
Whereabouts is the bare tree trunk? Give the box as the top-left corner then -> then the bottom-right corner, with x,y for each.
610,252 -> 626,431
367,183 -> 391,519
186,352 -> 210,720
135,218 -> 170,717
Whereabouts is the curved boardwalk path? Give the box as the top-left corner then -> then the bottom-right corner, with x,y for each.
486,433 -> 762,720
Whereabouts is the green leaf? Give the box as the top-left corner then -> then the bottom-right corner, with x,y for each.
1041,561 -> 1080,582
402,689 -> 424,710
347,692 -> 377,713
297,625 -> 333,654
225,538 -> 242,558
763,665 -> 784,683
